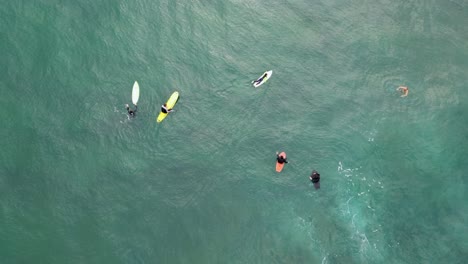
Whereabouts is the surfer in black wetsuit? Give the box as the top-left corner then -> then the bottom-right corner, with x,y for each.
310,170 -> 320,189
125,104 -> 137,117
276,152 -> 288,164
254,73 -> 268,85
161,103 -> 174,114
310,170 -> 320,182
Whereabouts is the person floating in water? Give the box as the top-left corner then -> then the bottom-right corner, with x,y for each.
397,86 -> 409,97
310,170 -> 320,183
276,152 -> 288,164
161,103 -> 174,114
310,170 -> 320,189
125,104 -> 137,117
253,73 -> 268,85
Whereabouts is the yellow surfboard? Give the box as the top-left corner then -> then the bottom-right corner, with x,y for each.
157,91 -> 179,123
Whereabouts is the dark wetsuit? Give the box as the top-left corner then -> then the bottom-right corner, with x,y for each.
277,154 -> 288,164
126,105 -> 137,117
255,73 -> 268,84
310,171 -> 320,183
161,105 -> 172,114
310,170 -> 320,189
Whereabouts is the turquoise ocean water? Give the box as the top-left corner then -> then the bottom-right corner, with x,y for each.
1,0 -> 468,263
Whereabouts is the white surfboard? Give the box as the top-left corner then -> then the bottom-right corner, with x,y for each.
252,70 -> 273,87
132,81 -> 140,105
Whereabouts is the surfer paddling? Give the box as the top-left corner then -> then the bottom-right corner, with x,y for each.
125,104 -> 137,117
253,73 -> 268,85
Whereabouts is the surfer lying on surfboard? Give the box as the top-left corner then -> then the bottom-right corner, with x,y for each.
276,152 -> 288,164
125,104 -> 138,117
161,103 -> 174,114
253,73 -> 268,85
